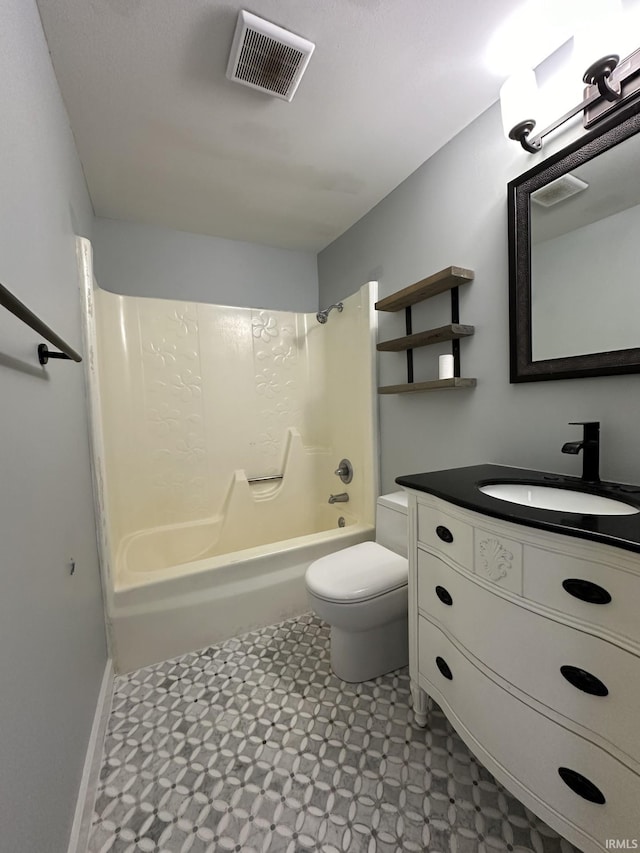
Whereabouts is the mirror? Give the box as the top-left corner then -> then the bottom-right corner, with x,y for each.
507,101 -> 640,382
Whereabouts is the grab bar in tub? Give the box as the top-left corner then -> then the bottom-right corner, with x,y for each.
0,281 -> 82,364
247,474 -> 284,484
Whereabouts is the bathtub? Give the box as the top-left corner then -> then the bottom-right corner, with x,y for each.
110,520 -> 374,672
78,237 -> 379,673
108,435 -> 375,672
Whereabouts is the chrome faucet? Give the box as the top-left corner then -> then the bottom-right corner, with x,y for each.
561,421 -> 600,483
328,492 -> 349,504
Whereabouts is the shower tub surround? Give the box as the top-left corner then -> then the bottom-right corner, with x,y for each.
88,613 -> 579,853
79,239 -> 378,672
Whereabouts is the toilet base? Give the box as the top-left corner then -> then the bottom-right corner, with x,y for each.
330,614 -> 408,682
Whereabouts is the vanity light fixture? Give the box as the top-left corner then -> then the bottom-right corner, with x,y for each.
501,46 -> 640,153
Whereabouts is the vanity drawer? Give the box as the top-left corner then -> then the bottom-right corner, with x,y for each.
417,501 -> 473,568
523,545 -> 640,645
417,616 -> 640,851
417,550 -> 640,764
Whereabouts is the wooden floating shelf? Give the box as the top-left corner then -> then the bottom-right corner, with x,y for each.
378,378 -> 477,395
377,323 -> 475,352
375,266 -> 474,313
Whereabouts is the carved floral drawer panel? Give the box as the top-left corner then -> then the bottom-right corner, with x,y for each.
473,526 -> 523,594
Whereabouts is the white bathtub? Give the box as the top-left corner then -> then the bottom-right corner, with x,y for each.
78,237 -> 379,673
108,452 -> 375,672
110,520 -> 374,672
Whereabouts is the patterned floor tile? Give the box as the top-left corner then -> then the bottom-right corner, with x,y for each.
88,614 -> 579,853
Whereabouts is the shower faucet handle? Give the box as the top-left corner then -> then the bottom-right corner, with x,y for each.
334,458 -> 353,484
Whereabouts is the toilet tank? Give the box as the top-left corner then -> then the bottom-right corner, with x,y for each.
375,491 -> 409,557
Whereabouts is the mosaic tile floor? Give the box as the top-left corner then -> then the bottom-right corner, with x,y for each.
88,614 -> 578,853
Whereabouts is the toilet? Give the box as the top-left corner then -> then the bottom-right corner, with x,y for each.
305,491 -> 409,682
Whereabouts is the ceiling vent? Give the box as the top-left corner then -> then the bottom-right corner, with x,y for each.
226,11 -> 315,102
531,174 -> 589,208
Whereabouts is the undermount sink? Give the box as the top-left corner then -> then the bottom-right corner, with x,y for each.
478,482 -> 640,516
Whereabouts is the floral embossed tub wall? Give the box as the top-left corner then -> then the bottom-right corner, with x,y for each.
91,280 -> 377,582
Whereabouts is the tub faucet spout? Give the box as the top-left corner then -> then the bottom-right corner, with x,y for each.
328,492 -> 349,504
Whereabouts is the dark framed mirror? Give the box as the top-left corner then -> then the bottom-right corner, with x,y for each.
508,99 -> 640,382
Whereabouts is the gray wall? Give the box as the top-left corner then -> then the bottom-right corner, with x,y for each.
93,217 -> 319,312
0,2 -> 107,851
318,102 -> 640,492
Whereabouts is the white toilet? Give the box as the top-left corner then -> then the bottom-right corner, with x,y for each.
305,491 -> 409,682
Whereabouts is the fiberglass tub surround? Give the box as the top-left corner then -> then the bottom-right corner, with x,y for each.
79,238 -> 378,670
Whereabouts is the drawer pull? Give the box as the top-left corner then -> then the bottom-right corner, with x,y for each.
436,525 -> 454,543
558,767 -> 606,804
560,665 -> 609,697
435,656 -> 453,680
562,578 -> 612,605
435,585 -> 453,606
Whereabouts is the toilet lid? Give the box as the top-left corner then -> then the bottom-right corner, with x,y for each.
306,541 -> 408,603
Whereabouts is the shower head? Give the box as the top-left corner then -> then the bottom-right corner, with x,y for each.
316,302 -> 343,324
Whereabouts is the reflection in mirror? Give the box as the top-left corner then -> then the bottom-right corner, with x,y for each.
530,132 -> 640,361
508,101 -> 640,382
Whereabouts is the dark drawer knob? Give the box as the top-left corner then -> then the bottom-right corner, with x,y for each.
435,585 -> 453,606
436,525 -> 454,544
560,665 -> 609,697
562,578 -> 611,605
558,767 -> 606,804
435,656 -> 453,680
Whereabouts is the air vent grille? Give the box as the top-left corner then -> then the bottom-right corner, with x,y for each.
236,29 -> 304,97
531,174 -> 589,207
227,11 -> 315,102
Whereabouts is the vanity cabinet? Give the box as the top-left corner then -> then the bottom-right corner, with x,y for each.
406,490 -> 640,853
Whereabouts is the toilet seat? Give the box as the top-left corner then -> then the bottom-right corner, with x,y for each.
305,541 -> 407,604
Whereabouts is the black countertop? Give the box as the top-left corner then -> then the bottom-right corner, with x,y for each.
396,464 -> 640,555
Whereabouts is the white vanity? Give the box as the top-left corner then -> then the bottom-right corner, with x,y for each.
398,465 -> 640,853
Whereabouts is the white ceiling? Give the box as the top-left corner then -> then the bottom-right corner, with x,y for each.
37,0 -> 543,251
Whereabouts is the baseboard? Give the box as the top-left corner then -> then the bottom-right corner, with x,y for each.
67,658 -> 114,853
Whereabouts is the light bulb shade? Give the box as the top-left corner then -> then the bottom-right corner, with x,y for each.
500,69 -> 539,139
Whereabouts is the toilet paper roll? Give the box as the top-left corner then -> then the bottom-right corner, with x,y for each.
439,354 -> 455,380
